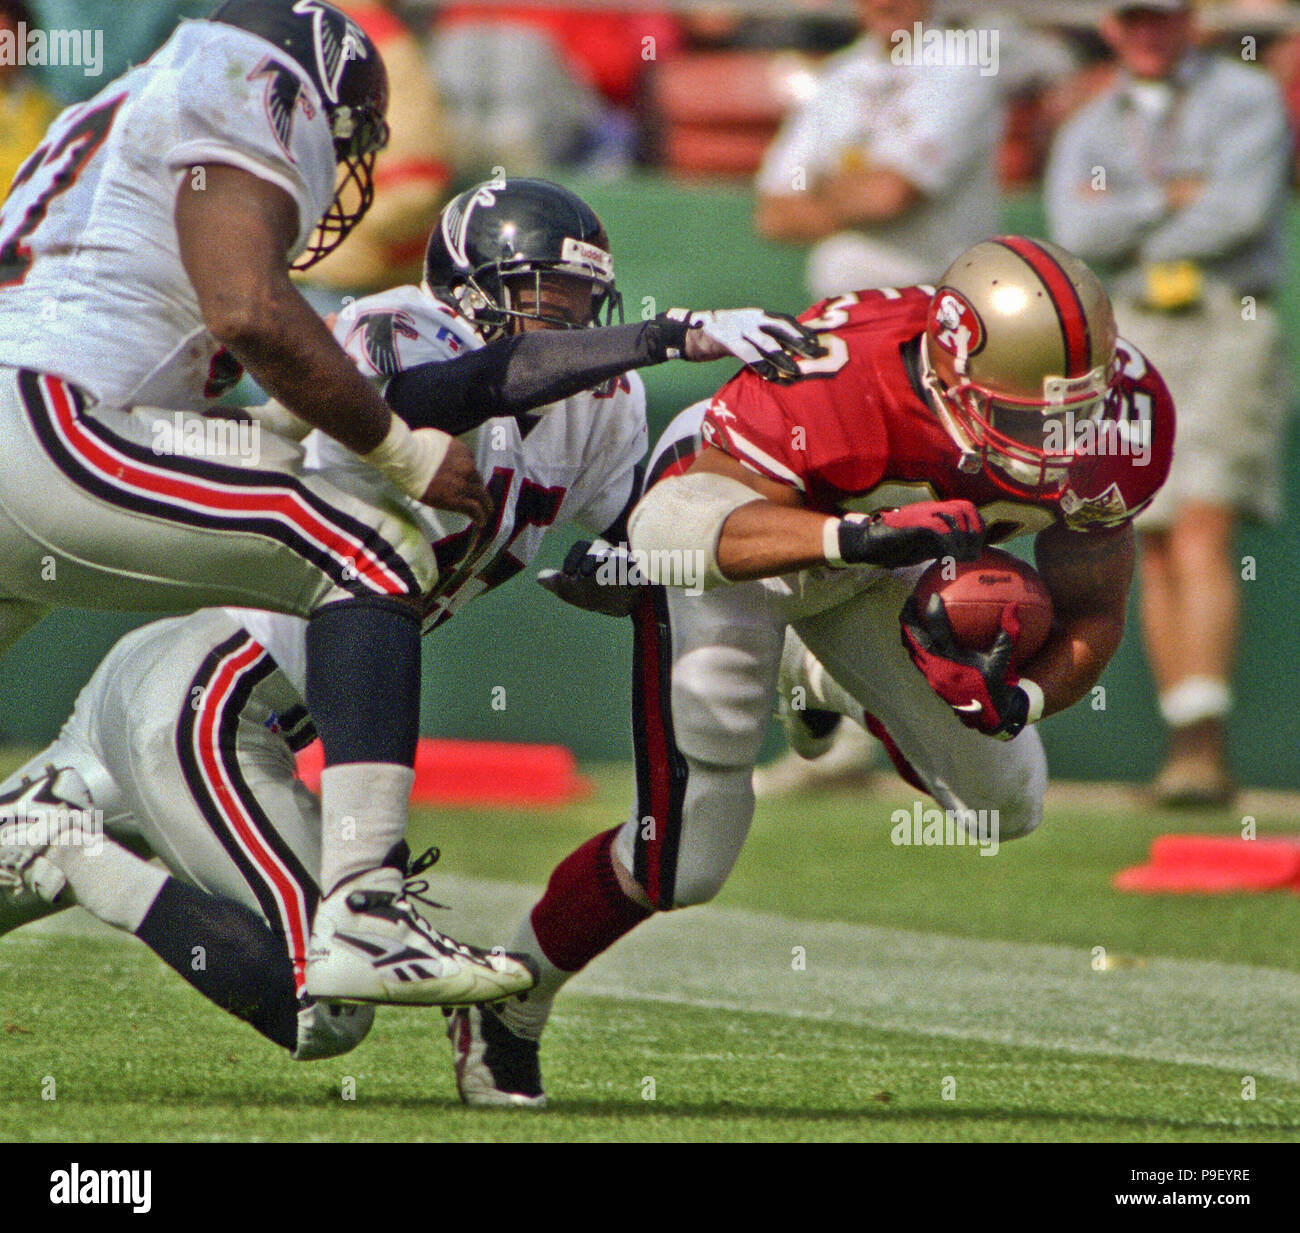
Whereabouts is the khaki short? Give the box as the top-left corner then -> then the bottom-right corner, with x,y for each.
1115,286 -> 1292,529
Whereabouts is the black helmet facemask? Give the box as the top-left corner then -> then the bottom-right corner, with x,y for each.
294,99 -> 389,270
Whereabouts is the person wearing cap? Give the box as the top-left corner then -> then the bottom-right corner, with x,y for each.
1045,0 -> 1291,806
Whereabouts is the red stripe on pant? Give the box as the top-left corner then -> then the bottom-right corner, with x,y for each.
195,640 -> 312,991
632,587 -> 689,908
863,712 -> 930,797
40,375 -> 409,596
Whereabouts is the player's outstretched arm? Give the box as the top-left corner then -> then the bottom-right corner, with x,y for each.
384,311 -> 823,437
175,164 -> 490,526
1024,521 -> 1134,717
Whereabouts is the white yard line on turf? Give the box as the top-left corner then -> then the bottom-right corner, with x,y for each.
16,877 -> 1300,1083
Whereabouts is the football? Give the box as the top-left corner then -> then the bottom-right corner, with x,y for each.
911,547 -> 1053,667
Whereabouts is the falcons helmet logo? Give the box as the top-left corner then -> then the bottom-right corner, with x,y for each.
440,183 -> 502,271
292,0 -> 370,105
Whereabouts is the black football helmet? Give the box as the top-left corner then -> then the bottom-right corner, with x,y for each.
210,0 -> 390,268
423,177 -> 622,340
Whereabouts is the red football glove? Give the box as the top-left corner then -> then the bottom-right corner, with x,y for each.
900,594 -> 1032,739
836,501 -> 985,570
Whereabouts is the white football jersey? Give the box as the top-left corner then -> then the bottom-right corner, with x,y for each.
0,19 -> 335,410
230,285 -> 648,693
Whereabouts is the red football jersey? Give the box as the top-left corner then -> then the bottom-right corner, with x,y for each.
700,288 -> 1174,540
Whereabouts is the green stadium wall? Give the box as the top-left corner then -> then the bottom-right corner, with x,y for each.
3,178 -> 1297,787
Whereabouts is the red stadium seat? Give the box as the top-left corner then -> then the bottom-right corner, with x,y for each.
648,49 -> 821,179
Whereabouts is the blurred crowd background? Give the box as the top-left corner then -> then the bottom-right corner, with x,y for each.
13,2 -> 1300,193
2,0 -> 1298,799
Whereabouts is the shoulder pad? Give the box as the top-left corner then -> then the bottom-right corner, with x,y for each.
1058,340 -> 1174,531
335,286 -> 482,378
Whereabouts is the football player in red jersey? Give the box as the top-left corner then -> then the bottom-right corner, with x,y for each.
445,236 -> 1175,1108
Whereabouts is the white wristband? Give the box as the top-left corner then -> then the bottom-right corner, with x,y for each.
1019,678 -> 1045,725
823,518 -> 845,567
823,513 -> 870,568
360,414 -> 452,503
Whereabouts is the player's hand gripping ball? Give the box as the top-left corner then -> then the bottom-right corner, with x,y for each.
910,548 -> 1052,667
901,548 -> 1053,738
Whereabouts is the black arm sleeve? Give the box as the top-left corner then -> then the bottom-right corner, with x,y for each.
384,316 -> 691,436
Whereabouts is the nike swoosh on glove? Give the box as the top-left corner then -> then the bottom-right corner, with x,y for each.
900,593 -> 1032,739
667,308 -> 826,381
837,501 -> 985,570
535,539 -> 643,618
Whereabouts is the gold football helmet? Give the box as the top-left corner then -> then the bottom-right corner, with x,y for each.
921,236 -> 1121,493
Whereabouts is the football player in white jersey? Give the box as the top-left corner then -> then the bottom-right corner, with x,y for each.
0,0 -> 544,1008
0,178 -> 823,1060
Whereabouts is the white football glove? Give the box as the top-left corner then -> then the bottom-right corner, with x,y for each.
665,308 -> 826,382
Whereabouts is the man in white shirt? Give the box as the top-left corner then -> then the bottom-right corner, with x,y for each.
755,0 -> 1001,299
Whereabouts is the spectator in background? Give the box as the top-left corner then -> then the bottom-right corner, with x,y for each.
297,0 -> 452,300
427,5 -> 680,176
751,0 -> 1001,793
1046,0 -> 1292,806
754,0 -> 1001,299
0,0 -> 56,191
680,4 -> 857,53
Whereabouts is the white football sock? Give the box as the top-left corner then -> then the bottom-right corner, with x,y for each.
50,837 -> 167,933
495,917 -> 568,1041
319,763 -> 414,896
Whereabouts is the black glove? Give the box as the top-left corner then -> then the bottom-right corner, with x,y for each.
535,539 -> 643,618
836,501 -> 985,570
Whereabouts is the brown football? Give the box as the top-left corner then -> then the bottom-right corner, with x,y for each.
911,547 -> 1053,668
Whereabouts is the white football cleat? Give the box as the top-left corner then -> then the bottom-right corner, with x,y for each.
446,1005 -> 546,1109
291,996 -> 376,1061
0,766 -> 95,904
304,868 -> 537,1007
